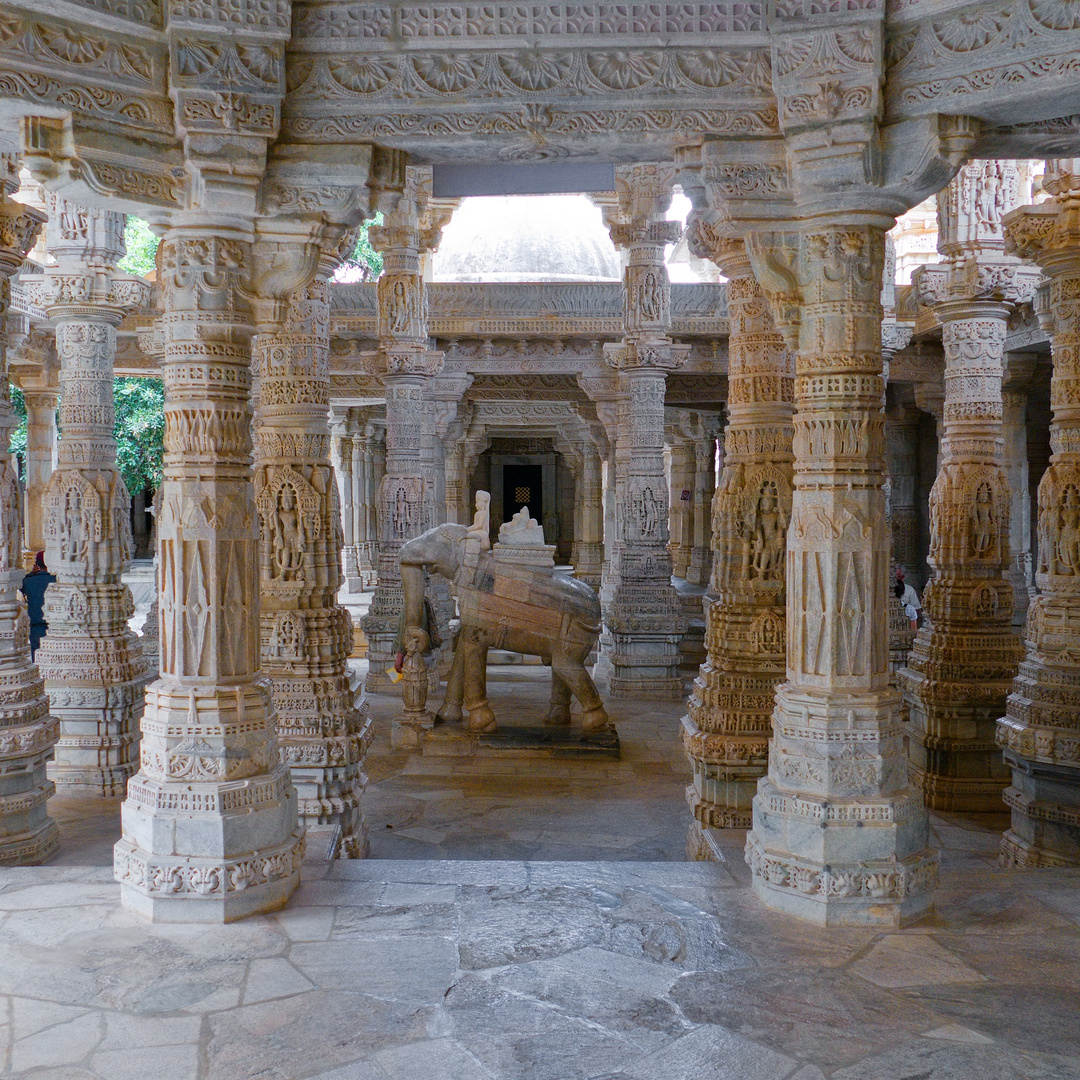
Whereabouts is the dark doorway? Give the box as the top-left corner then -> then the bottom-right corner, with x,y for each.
502,464 -> 543,527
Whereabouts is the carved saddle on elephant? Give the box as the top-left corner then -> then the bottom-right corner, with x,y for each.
451,543 -> 601,658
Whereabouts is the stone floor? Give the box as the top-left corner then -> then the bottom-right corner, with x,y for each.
362,665 -> 693,863
5,666 -> 1080,1079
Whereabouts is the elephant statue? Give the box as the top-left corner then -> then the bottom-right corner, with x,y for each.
399,522 -> 611,734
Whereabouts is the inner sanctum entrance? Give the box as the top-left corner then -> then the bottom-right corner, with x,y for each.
502,463 -> 543,528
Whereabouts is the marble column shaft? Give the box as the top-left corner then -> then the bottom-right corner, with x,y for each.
362,199 -> 444,700
682,237 -> 794,842
598,188 -> 687,698
22,389 -> 56,564
115,226 -> 303,922
745,219 -> 937,927
900,162 -> 1033,813
0,166 -> 57,864
254,266 -> 372,860
31,197 -> 149,797
686,427 -> 718,587
999,159 -> 1080,867
571,442 -> 604,590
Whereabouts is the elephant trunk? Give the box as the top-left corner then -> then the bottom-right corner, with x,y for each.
400,562 -> 426,632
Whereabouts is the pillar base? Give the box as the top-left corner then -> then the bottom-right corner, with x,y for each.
391,713 -> 434,749
999,750 -> 1080,868
0,815 -> 60,866
115,766 -> 303,923
746,825 -> 937,927
686,819 -> 726,862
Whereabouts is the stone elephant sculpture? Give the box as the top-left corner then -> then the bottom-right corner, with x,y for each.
398,523 -> 611,733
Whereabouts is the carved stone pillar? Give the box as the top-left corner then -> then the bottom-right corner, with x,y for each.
571,442 -> 604,590
27,197 -> 150,796
0,163 -> 56,864
359,422 -> 383,587
21,388 -> 56,564
1002,382 -> 1034,627
334,425 -> 361,593
686,423 -> 719,587
681,235 -> 794,844
886,404 -> 922,588
362,174 -> 446,698
667,429 -> 693,579
745,220 -> 936,926
900,162 -> 1036,813
114,226 -> 303,921
349,426 -> 365,581
593,165 -> 687,698
253,239 -> 372,861
999,160 -> 1080,866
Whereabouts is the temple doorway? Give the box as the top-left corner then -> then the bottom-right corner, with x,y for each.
502,463 -> 543,528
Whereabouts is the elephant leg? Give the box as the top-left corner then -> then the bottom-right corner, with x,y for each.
437,638 -> 465,724
552,652 -> 611,732
463,639 -> 497,733
544,670 -> 572,727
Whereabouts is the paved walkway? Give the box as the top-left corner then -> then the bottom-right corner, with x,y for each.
8,666 -> 1079,1079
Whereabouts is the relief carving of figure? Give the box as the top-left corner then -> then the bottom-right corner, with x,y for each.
0,471 -> 19,571
970,482 -> 995,556
388,279 -> 411,335
742,479 -> 787,581
61,487 -> 88,564
632,483 -> 660,538
637,270 -> 662,322
271,485 -> 306,581
1056,485 -> 1080,575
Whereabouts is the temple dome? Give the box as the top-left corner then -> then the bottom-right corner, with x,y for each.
432,195 -> 620,282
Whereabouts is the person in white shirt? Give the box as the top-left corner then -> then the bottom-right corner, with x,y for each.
895,566 -> 921,623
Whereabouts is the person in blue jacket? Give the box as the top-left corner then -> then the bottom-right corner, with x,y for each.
20,551 -> 54,658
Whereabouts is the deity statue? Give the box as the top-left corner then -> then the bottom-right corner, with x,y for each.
465,490 -> 491,550
271,485 -> 305,581
750,489 -> 785,580
388,279 -> 410,335
1057,486 -> 1080,576
970,483 -> 995,556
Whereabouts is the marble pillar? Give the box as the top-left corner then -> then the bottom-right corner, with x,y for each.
682,235 -> 794,844
28,197 -> 150,796
362,177 -> 445,703
886,404 -> 922,588
745,219 -> 937,926
571,441 -> 604,590
334,425 -> 362,592
253,247 -> 372,860
0,160 -> 57,864
686,424 -> 719,587
594,166 -> 687,698
114,226 -> 303,922
900,162 -> 1035,813
999,159 -> 1080,866
21,388 -> 56,566
1002,383 -> 1033,628
667,431 -> 693,579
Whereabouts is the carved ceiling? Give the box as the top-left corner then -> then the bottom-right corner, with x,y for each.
0,0 -> 1077,221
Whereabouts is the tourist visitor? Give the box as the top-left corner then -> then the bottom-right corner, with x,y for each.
20,551 -> 55,658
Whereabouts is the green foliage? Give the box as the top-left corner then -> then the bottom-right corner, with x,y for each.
117,216 -> 159,278
8,384 -> 26,461
336,214 -> 383,281
114,377 -> 164,495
